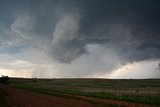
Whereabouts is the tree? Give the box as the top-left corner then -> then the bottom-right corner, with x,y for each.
0,75 -> 10,84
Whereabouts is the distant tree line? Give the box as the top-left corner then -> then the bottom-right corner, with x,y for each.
0,75 -> 9,84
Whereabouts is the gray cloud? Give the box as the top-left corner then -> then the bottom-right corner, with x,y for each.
158,63 -> 160,70
50,9 -> 87,63
49,0 -> 160,63
0,0 -> 160,78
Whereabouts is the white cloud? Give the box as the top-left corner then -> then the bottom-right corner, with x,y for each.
101,60 -> 160,79
0,69 -> 32,78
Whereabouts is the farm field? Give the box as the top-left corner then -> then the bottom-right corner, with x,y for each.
0,78 -> 160,107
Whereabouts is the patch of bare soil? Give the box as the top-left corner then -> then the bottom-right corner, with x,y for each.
1,85 -> 158,107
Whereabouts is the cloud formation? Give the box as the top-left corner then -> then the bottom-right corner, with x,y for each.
0,0 -> 160,78
50,9 -> 87,63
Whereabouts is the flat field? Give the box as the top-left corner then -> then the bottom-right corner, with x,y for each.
1,78 -> 160,107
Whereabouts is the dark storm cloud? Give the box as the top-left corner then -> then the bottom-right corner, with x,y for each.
1,0 -> 160,63
66,0 -> 160,63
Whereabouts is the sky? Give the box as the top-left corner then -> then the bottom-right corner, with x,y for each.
0,0 -> 160,78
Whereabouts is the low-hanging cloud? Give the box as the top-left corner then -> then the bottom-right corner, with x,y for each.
0,0 -> 160,78
49,0 -> 160,64
50,10 -> 87,63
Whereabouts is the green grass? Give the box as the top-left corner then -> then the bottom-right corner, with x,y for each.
11,82 -> 160,106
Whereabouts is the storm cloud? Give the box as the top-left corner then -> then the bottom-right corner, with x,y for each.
50,0 -> 160,63
0,0 -> 160,78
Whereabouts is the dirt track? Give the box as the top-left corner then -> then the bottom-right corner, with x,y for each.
1,84 -> 157,107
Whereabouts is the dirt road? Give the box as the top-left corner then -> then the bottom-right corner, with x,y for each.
0,84 -> 157,107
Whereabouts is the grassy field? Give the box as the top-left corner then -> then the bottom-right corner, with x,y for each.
9,78 -> 160,106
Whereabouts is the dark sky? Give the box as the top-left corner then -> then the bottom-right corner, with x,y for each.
0,0 -> 160,78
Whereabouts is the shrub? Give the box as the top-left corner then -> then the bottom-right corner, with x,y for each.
0,75 -> 9,84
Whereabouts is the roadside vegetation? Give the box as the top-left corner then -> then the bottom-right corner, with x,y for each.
10,78 -> 160,106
